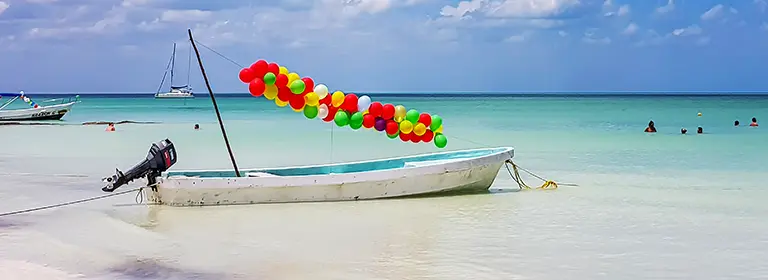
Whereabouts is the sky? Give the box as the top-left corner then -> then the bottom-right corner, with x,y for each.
0,0 -> 767,93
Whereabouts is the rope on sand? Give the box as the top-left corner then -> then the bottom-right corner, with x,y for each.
0,187 -> 144,217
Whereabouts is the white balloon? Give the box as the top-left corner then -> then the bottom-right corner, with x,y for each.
314,84 -> 329,99
317,104 -> 329,119
357,95 -> 372,112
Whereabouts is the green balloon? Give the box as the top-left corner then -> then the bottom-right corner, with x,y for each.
303,105 -> 318,119
434,133 -> 447,148
406,109 -> 420,124
334,111 -> 349,127
387,132 -> 399,139
290,80 -> 305,94
349,112 -> 364,130
430,115 -> 443,131
263,73 -> 276,85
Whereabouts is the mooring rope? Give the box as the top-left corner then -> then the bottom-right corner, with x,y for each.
0,187 -> 145,217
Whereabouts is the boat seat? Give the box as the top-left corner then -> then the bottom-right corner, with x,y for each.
403,159 -> 459,168
245,172 -> 281,177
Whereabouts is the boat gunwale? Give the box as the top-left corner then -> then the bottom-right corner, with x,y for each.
162,146 -> 514,180
0,101 -> 77,113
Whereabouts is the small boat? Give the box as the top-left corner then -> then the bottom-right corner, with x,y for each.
102,139 -> 514,206
0,92 -> 79,121
99,30 -> 516,207
154,42 -> 194,99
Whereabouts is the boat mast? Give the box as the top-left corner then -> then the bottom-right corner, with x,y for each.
187,29 -> 241,177
187,42 -> 192,86
170,42 -> 176,86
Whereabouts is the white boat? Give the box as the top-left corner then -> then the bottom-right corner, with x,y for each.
0,92 -> 79,121
154,42 -> 194,99
101,140 -> 514,207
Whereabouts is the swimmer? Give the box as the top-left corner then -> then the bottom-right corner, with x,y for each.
681,128 -> 687,134
750,117 -> 758,127
105,123 -> 115,132
644,120 -> 657,133
194,124 -> 200,130
734,120 -> 740,126
697,126 -> 703,134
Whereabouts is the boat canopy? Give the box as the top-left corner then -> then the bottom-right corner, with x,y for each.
0,91 -> 39,108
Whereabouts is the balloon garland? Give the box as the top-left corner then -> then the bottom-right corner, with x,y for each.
239,59 -> 447,148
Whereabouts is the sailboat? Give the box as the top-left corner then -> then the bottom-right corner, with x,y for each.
154,42 -> 194,99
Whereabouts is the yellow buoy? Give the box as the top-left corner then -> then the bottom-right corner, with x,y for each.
697,112 -> 702,117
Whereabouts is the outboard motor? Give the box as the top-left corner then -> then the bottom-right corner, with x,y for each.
102,139 -> 177,192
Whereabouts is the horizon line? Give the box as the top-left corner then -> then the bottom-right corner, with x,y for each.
10,91 -> 768,95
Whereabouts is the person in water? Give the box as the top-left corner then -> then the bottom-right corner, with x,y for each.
644,121 -> 657,133
697,126 -> 703,134
106,123 -> 115,132
734,120 -> 740,126
750,117 -> 758,127
681,128 -> 687,134
194,124 -> 200,130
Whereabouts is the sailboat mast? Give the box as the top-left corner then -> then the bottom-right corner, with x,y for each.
170,43 -> 176,86
187,42 -> 192,85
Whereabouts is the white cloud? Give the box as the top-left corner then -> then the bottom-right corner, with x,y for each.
121,0 -> 151,7
617,5 -> 630,16
622,22 -> 638,35
440,0 -> 580,19
0,1 -> 8,15
671,24 -> 702,36
160,9 -> 212,22
655,0 -> 674,14
700,4 -> 723,21
25,0 -> 58,3
558,30 -> 567,37
582,29 -> 610,44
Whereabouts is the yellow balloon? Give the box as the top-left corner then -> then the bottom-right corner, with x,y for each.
394,105 -> 407,122
304,92 -> 319,106
263,85 -> 278,100
275,97 -> 288,107
399,120 -> 414,134
434,126 -> 443,134
413,123 -> 426,136
287,72 -> 300,83
279,66 -> 289,75
331,91 -> 345,107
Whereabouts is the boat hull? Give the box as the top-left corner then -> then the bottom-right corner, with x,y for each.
0,102 -> 76,121
144,147 -> 513,206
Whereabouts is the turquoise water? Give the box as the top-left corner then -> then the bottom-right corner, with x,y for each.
0,94 -> 766,279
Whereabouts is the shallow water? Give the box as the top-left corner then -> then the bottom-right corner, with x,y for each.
1,95 -> 766,279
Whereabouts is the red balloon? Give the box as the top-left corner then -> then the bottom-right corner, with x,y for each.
249,60 -> 268,78
343,94 -> 359,113
277,86 -> 292,102
422,130 -> 434,142
418,113 -> 432,127
410,134 -> 422,143
381,104 -> 395,120
248,79 -> 265,97
289,94 -> 305,110
319,94 -> 331,106
323,106 -> 339,122
368,102 -> 383,117
267,62 -> 280,75
301,77 -> 315,93
399,132 -> 411,142
239,68 -> 256,83
385,120 -> 398,135
362,114 -> 376,128
275,74 -> 289,87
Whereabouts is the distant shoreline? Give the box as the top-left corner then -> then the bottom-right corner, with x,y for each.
7,92 -> 768,98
